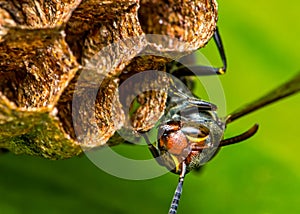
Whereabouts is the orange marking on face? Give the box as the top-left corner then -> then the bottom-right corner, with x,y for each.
159,130 -> 188,155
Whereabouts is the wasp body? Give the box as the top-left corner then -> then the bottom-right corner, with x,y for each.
143,23 -> 300,214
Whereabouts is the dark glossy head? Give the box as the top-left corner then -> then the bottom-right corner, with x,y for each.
157,105 -> 225,174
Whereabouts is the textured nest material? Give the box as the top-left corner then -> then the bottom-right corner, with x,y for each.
0,0 -> 218,159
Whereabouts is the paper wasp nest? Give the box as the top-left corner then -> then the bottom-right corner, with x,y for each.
0,0 -> 218,159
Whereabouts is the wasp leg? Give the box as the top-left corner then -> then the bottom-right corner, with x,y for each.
165,98 -> 216,119
168,86 -> 217,112
142,134 -> 171,168
169,27 -> 227,77
185,96 -> 217,111
142,134 -> 160,158
213,26 -> 227,74
219,124 -> 259,147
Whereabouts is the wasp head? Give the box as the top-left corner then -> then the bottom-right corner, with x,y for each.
156,112 -> 223,174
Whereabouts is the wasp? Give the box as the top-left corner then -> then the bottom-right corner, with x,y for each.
142,28 -> 300,214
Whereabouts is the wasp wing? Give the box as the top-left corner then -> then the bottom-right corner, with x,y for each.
226,71 -> 300,124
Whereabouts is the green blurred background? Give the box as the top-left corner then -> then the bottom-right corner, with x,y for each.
1,0 -> 300,213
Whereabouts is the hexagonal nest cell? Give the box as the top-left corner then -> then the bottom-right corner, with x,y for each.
0,0 -> 218,159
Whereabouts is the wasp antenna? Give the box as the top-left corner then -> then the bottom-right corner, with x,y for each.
169,162 -> 187,214
219,124 -> 259,147
225,71 -> 300,124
